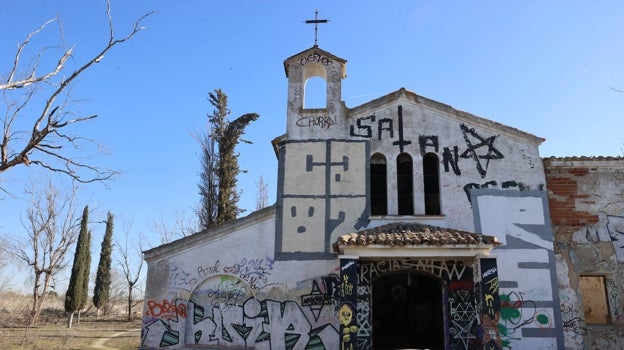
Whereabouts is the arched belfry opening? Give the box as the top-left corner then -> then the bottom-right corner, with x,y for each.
303,74 -> 327,109
283,46 -> 347,138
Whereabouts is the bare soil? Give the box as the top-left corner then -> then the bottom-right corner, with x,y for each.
0,320 -> 142,350
0,292 -> 143,350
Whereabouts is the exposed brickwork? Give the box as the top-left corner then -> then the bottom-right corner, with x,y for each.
545,167 -> 599,227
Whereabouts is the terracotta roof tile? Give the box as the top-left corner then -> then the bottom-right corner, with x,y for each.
333,223 -> 500,252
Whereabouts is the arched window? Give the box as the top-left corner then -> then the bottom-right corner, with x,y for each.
370,153 -> 387,215
396,153 -> 414,215
423,153 -> 441,215
304,76 -> 326,108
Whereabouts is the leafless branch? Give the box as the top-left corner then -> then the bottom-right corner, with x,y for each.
0,0 -> 155,186
115,226 -> 145,321
6,179 -> 82,324
2,18 -> 70,90
609,86 -> 623,93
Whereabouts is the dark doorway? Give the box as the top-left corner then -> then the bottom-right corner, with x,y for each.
372,272 -> 444,350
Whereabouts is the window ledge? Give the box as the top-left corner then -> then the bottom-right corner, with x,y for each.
300,107 -> 328,113
370,215 -> 446,220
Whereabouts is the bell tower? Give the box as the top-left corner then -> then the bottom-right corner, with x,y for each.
282,46 -> 347,139
275,44 -> 368,261
274,12 -> 368,261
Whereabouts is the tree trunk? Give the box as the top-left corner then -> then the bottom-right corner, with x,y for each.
127,289 -> 132,321
31,270 -> 53,326
67,311 -> 74,328
31,273 -> 41,325
96,308 -> 100,320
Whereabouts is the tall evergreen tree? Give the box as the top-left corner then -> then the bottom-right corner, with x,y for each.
197,126 -> 219,229
93,212 -> 114,317
80,229 -> 91,319
65,205 -> 91,328
198,89 -> 259,229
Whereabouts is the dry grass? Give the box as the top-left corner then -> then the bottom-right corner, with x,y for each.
0,292 -> 143,350
0,320 -> 142,350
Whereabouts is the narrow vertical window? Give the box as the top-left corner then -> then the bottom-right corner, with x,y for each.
397,153 -> 413,215
580,275 -> 610,324
370,153 -> 387,215
423,153 -> 441,215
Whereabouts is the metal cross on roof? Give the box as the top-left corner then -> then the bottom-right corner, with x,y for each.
305,10 -> 329,46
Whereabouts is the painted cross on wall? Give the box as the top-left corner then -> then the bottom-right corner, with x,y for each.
275,139 -> 368,260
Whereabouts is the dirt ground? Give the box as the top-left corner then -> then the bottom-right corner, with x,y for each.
0,319 -> 142,350
0,292 -> 143,350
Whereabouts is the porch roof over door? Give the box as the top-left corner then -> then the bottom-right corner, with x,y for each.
332,223 -> 501,258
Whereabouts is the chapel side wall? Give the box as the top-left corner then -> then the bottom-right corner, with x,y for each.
141,215 -> 341,349
545,159 -> 624,350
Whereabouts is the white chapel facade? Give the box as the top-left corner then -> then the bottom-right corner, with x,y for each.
141,44 -> 565,350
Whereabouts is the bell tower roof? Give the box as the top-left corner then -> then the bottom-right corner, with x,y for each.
283,46 -> 347,78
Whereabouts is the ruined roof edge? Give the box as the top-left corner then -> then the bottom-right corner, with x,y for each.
543,156 -> 624,167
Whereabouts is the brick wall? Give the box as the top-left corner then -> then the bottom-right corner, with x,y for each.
545,167 -> 599,227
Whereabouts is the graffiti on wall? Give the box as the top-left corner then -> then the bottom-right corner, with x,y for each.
560,301 -> 585,335
349,106 -> 505,178
300,52 -> 333,66
463,180 -> 534,204
167,257 -> 276,296
301,274 -> 340,321
297,115 -> 336,129
357,259 -> 473,350
360,259 -> 469,285
143,297 -> 339,349
196,257 -> 275,292
473,190 -> 562,349
605,278 -> 622,323
145,299 -> 187,321
277,140 -> 367,259
577,212 -> 624,263
475,258 -> 503,349
340,259 -> 358,350
169,265 -> 197,291
480,259 -> 500,321
497,291 -> 554,349
448,281 -> 479,349
143,274 -> 340,349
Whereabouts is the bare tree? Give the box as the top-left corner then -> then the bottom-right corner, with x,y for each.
115,227 -> 144,321
0,1 -> 153,187
256,175 -> 269,210
152,209 -> 198,244
9,180 -> 81,325
0,235 -> 11,292
104,267 -> 129,315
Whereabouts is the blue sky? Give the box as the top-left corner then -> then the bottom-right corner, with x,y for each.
1,1 -> 623,289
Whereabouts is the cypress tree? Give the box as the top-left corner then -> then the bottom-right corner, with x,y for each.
198,89 -> 259,228
65,205 -> 91,328
80,229 -> 91,314
217,111 -> 259,223
93,212 -> 113,317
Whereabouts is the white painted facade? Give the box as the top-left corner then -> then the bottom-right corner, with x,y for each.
142,45 -> 565,350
